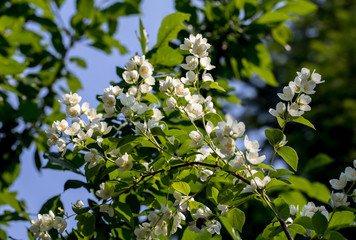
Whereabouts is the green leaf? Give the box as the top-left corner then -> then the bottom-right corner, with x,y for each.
205,112 -> 223,126
155,12 -> 190,48
70,57 -> 87,68
287,176 -> 330,203
64,179 -> 88,191
327,231 -> 347,240
272,24 -> 292,47
72,204 -> 90,215
294,216 -> 313,230
303,153 -> 334,174
66,74 -> 82,92
328,211 -> 355,230
219,216 -> 241,239
217,189 -> 234,205
201,81 -> 225,91
76,212 -> 95,237
277,146 -> 298,171
274,197 -> 290,220
289,224 -> 307,235
44,152 -> 83,175
279,0 -> 318,15
172,182 -> 191,195
269,169 -> 294,178
207,186 -> 219,204
291,116 -> 316,130
150,127 -> 166,137
0,56 -> 27,75
312,211 -> 328,235
138,18 -> 147,55
0,190 -> 29,220
114,202 -> 134,227
181,226 -> 212,240
151,45 -> 184,67
18,100 -> 40,122
256,11 -> 293,24
39,194 -> 63,216
265,128 -> 284,146
226,208 -> 245,232
142,93 -> 160,105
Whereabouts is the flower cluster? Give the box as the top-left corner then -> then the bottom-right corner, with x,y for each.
29,210 -> 67,239
46,93 -> 112,155
269,68 -> 324,119
329,160 -> 356,208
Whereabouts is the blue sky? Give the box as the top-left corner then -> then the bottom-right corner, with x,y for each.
4,0 -> 176,238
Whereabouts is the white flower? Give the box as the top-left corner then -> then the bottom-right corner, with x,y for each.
219,137 -> 235,158
351,189 -> 356,203
277,86 -> 295,101
159,204 -> 172,221
269,102 -> 286,117
329,172 -> 348,190
102,94 -> 116,109
246,151 -> 266,165
61,92 -> 82,106
181,70 -> 196,85
200,57 -> 215,70
206,220 -> 221,235
29,218 -> 41,237
180,34 -> 196,50
192,206 -> 212,219
354,159 -> 356,169
205,121 -> 215,136
188,220 -> 204,233
202,70 -> 214,82
244,135 -> 260,153
104,85 -> 123,96
311,70 -> 324,84
133,122 -> 147,135
39,210 -> 55,231
98,122 -> 112,135
288,102 -> 304,117
74,200 -> 84,208
195,147 -> 213,162
56,139 -> 66,154
190,35 -> 211,58
331,192 -> 350,208
81,102 -> 90,115
174,81 -> 190,98
344,166 -> 356,181
217,204 -> 229,217
53,216 -> 67,234
152,108 -> 164,121
139,63 -> 154,79
134,222 -> 153,240
87,108 -> 102,122
173,191 -> 194,211
163,97 -> 176,111
96,182 -> 114,199
115,153 -> 133,172
66,104 -> 81,117
147,119 -> 164,130
289,205 -> 299,216
125,60 -> 136,71
53,120 -> 68,132
139,83 -> 152,95
229,155 -> 244,169
154,220 -> 168,236
300,202 -> 319,218
122,70 -> 139,84
189,131 -> 204,147
185,103 -> 203,120
297,94 -> 312,111
100,204 -> 114,217
199,168 -> 213,182
297,68 -> 310,81
144,76 -> 155,85
298,78 -> 316,95
84,148 -> 100,169
159,76 -> 174,94
181,56 -> 199,70
132,102 -> 149,115
172,211 -> 185,234
127,86 -> 138,96
120,93 -> 136,107
242,176 -> 271,193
